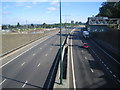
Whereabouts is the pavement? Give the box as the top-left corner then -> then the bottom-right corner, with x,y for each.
69,28 -> 120,89
0,29 -> 72,88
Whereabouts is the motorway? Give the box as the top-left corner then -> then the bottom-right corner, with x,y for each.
69,28 -> 120,88
0,29 -> 71,88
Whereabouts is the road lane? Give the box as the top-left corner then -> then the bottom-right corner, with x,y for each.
70,29 -> 120,88
2,29 -> 71,88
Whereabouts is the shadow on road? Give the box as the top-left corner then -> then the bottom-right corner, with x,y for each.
87,60 -> 120,88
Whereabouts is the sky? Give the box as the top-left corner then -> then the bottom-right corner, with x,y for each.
1,2 -> 103,25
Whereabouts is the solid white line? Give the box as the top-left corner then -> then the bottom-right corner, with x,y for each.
0,34 -> 54,68
90,68 -> 94,72
22,81 -> 28,88
117,79 -> 120,83
37,63 -> 41,67
91,40 -> 120,65
71,37 -> 76,89
0,79 -> 6,85
113,75 -> 116,78
21,62 -> 25,66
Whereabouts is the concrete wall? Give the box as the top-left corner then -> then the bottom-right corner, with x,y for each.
1,30 -> 57,56
88,25 -> 120,60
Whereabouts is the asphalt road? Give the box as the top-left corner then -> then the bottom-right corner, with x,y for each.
70,28 -> 120,89
0,29 -> 71,88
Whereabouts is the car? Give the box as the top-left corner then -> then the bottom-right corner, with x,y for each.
83,43 -> 89,48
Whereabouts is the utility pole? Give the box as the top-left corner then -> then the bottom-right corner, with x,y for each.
59,0 -> 63,84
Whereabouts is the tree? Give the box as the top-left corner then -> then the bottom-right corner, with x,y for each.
31,24 -> 34,28
75,21 -> 79,25
42,23 -> 47,28
17,22 -> 20,28
96,2 -> 120,18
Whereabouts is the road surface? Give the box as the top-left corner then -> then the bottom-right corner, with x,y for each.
69,28 -> 120,88
0,29 -> 71,88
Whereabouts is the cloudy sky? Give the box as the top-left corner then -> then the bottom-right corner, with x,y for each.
2,1 -> 102,25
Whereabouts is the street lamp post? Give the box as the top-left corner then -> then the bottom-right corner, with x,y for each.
59,0 -> 63,84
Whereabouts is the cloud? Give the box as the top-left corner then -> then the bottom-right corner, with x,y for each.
25,5 -> 32,8
2,11 -> 10,15
50,0 -> 59,6
47,7 -> 56,11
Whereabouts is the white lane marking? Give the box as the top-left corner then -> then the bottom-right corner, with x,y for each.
0,34 -> 54,68
22,81 -> 28,88
40,48 -> 42,50
37,63 -> 41,67
102,61 -> 104,64
45,54 -> 48,56
109,70 -> 112,73
21,62 -> 25,66
45,44 -> 47,45
0,79 -> 6,85
113,75 -> 116,78
85,57 -> 87,60
33,53 -> 35,56
107,67 -> 109,69
117,79 -> 120,83
90,68 -> 94,72
91,40 -> 120,65
104,64 -> 106,67
71,36 -> 76,89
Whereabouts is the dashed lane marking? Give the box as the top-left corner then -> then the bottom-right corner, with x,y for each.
107,67 -> 109,70
91,40 -> 120,65
117,79 -> 120,83
90,68 -> 93,72
33,53 -> 35,56
109,70 -> 112,73
22,81 -> 28,88
104,64 -> 106,67
37,63 -> 41,67
0,34 -> 55,68
0,79 -> 6,85
113,75 -> 116,78
21,62 -> 25,66
85,57 -> 87,60
40,48 -> 42,50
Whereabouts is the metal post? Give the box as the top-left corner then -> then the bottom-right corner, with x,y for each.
59,0 -> 63,84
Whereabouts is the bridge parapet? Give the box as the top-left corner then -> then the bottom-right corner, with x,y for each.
88,17 -> 120,26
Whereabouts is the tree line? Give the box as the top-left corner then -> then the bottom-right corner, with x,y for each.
96,2 -> 120,18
